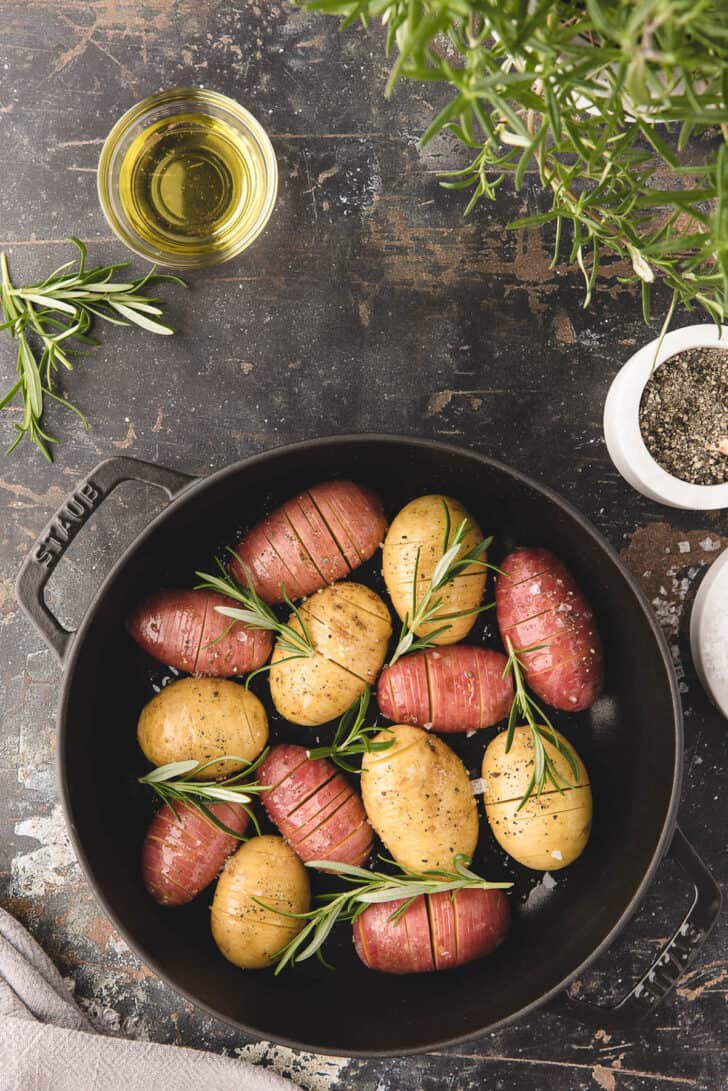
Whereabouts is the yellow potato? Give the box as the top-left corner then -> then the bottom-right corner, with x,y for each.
211,836 -> 310,970
482,726 -> 592,870
270,582 -> 392,726
382,495 -> 486,644
361,724 -> 479,871
137,677 -> 268,779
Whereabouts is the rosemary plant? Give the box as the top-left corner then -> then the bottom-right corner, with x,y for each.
195,558 -> 316,685
138,751 -> 270,837
303,0 -> 728,326
262,854 -> 512,972
389,502 -> 494,665
306,685 -> 393,771
502,636 -> 579,809
0,238 -> 183,460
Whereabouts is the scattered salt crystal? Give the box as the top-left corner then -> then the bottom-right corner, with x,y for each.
551,850 -> 563,861
542,872 -> 557,889
465,729 -> 477,738
470,778 -> 486,796
423,721 -> 433,731
700,537 -> 720,552
529,582 -> 542,595
678,541 -> 691,554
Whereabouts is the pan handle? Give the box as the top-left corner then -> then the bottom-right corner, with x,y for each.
15,456 -> 195,664
552,827 -> 722,1030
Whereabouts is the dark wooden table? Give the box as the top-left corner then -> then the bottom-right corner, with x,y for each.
1,3 -> 726,1089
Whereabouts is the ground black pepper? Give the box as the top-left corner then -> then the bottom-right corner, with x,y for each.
639,346 -> 728,485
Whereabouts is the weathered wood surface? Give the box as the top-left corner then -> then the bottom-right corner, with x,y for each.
0,3 -> 726,1089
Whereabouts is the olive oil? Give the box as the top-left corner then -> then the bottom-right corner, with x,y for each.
98,90 -> 277,268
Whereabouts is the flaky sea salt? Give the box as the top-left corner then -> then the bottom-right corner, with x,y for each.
700,537 -> 721,552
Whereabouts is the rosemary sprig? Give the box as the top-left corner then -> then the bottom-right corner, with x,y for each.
195,558 -> 316,686
139,751 -> 270,838
305,686 -> 393,773
0,238 -> 184,460
502,636 -> 580,811
260,854 -> 512,974
389,502 -> 495,665
303,0 -> 728,330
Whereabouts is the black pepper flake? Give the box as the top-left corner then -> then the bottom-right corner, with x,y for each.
639,346 -> 728,485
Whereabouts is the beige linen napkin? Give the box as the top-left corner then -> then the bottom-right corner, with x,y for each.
0,907 -> 300,1091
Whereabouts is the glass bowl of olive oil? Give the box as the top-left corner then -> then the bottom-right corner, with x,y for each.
98,88 -> 277,268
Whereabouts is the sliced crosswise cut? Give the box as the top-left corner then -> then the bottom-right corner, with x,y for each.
353,888 -> 510,974
259,744 -> 372,867
383,494 -> 488,645
142,800 -> 249,907
377,645 -> 512,733
496,546 -> 604,711
229,480 -> 386,603
308,480 -> 386,567
269,582 -> 392,726
127,588 -> 272,677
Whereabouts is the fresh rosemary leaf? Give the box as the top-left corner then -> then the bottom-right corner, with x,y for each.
265,854 -> 512,973
302,0 -> 728,329
501,637 -> 579,809
138,751 -> 270,839
388,503 -> 496,665
195,558 -> 317,674
0,239 -> 184,460
305,686 -> 392,770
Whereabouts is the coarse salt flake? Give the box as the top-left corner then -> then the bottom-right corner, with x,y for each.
700,537 -> 720,552
470,778 -> 486,796
678,541 -> 691,554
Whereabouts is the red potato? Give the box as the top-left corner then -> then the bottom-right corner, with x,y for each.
128,589 -> 272,677
229,480 -> 387,603
377,646 -> 513,733
259,744 -> 373,867
495,547 -> 604,711
142,801 -> 248,906
353,888 -> 510,974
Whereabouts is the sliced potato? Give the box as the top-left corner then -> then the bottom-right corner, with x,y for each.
269,582 -> 392,726
211,836 -> 310,970
137,676 -> 268,779
482,726 -> 592,870
361,724 -> 479,871
382,495 -> 486,644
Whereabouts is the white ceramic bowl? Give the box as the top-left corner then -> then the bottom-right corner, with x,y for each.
603,324 -> 728,509
690,546 -> 728,719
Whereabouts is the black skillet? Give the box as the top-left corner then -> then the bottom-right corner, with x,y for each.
15,435 -> 721,1056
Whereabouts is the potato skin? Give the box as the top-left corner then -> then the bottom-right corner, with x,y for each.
137,677 -> 268,779
127,589 -> 272,677
229,480 -> 387,603
482,725 -> 592,870
377,646 -> 513,733
383,495 -> 487,645
211,836 -> 310,970
259,745 -> 373,867
495,547 -> 604,711
142,801 -> 248,906
361,725 -> 479,871
353,888 -> 510,974
269,582 -> 392,726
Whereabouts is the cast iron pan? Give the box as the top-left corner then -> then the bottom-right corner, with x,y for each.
15,436 -> 722,1056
